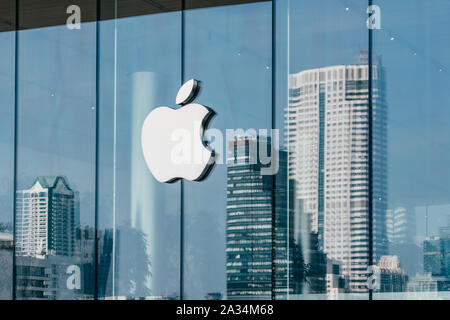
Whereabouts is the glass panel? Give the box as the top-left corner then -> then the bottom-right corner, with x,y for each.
15,21 -> 97,299
0,28 -> 15,299
278,0 -> 373,299
183,2 -> 273,300
372,0 -> 450,299
97,11 -> 182,300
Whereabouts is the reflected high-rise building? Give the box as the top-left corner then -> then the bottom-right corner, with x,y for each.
225,136 -> 303,299
386,207 -> 416,246
386,206 -> 421,277
409,225 -> 450,294
423,226 -> 450,280
285,56 -> 388,293
14,176 -> 95,299
16,176 -> 78,258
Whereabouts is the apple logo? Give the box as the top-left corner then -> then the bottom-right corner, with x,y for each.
141,79 -> 216,183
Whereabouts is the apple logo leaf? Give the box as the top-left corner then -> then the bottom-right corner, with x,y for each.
176,79 -> 200,105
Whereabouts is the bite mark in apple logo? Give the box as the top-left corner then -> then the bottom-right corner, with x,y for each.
141,79 -> 216,183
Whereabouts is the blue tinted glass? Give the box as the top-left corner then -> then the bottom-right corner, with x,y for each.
373,0 -> 450,299
278,0 -> 372,299
97,12 -> 182,299
15,22 -> 97,299
183,2 -> 273,300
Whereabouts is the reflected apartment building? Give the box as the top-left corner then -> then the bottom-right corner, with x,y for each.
14,176 -> 95,299
285,56 -> 388,293
16,176 -> 77,258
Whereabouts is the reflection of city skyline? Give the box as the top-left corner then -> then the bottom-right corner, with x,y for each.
9,176 -> 112,299
0,54 -> 447,299
5,155 -> 449,300
223,54 -> 447,297
9,175 -> 155,300
2,95 -> 449,300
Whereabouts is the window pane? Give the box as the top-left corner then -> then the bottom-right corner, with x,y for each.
97,12 -> 182,299
183,2 -> 273,300
278,0 -> 373,299
373,0 -> 450,299
15,21 -> 97,299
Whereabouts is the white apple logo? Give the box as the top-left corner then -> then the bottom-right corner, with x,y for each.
141,79 -> 216,183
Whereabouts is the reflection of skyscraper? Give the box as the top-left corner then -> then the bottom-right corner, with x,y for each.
423,226 -> 450,279
286,59 -> 388,292
386,207 -> 416,246
385,207 -> 421,277
225,137 -> 301,299
16,176 -> 78,258
14,176 -> 91,299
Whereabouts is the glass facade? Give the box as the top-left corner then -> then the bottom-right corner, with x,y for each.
0,0 -> 449,300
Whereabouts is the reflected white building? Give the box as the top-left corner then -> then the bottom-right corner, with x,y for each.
285,59 -> 388,292
16,176 -> 77,258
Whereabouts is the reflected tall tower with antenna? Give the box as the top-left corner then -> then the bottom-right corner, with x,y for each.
285,55 -> 388,293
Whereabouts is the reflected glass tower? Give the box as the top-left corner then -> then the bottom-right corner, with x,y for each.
225,136 -> 301,299
285,57 -> 388,293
